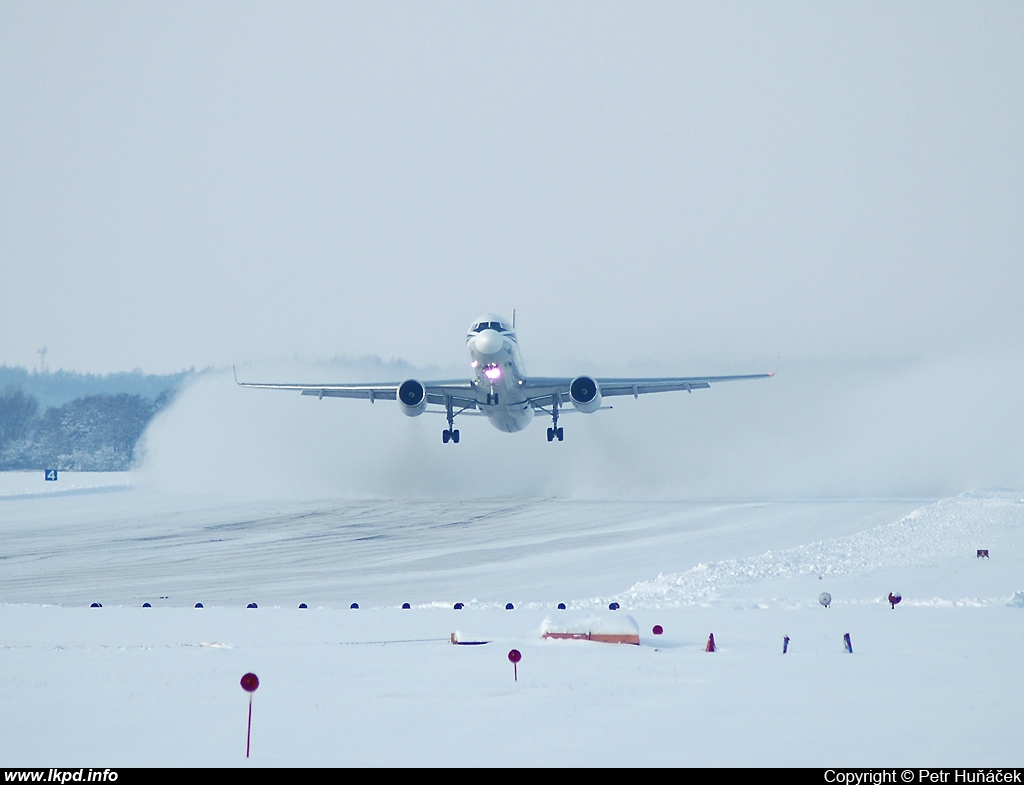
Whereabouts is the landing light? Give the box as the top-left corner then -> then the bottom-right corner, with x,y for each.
483,365 -> 502,381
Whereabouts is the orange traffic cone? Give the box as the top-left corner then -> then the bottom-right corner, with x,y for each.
706,633 -> 716,652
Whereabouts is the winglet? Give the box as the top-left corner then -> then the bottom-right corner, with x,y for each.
232,365 -> 239,385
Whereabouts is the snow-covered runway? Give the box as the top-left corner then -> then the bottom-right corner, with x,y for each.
1,473 -> 1021,766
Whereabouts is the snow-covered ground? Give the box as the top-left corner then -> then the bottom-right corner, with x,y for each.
1,472 -> 1021,766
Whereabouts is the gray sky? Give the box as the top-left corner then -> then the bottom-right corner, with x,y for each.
2,3 -> 1022,375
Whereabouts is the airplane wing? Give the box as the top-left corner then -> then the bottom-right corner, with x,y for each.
521,372 -> 773,408
233,369 -> 477,407
594,373 -> 773,397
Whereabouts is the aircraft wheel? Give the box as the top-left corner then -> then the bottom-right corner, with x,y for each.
442,430 -> 451,444
547,428 -> 554,442
556,428 -> 564,441
452,430 -> 460,444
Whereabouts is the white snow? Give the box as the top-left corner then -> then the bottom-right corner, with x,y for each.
1,472 -> 1022,766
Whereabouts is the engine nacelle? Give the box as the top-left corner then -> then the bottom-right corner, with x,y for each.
569,376 -> 602,414
397,379 -> 428,416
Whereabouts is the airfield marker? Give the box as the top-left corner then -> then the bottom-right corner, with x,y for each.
705,633 -> 716,652
508,649 -> 522,681
783,635 -> 790,654
843,633 -> 853,654
888,592 -> 901,609
240,672 -> 260,758
652,625 -> 663,636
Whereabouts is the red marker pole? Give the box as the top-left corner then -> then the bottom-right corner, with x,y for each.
240,673 -> 260,758
508,649 -> 522,682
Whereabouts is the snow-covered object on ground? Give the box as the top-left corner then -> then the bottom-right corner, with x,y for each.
540,613 -> 640,644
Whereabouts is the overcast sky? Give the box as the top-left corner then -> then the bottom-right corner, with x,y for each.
1,3 -> 1021,376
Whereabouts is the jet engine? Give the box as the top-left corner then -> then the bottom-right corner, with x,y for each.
397,379 -> 428,416
569,376 -> 602,414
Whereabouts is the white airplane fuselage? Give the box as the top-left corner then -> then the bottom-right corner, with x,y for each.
467,325 -> 535,433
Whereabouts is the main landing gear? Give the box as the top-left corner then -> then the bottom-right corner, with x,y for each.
546,398 -> 564,442
442,397 -> 460,444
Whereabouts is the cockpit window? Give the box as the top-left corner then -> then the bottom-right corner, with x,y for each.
467,320 -> 512,336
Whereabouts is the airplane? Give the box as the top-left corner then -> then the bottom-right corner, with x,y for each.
235,314 -> 773,444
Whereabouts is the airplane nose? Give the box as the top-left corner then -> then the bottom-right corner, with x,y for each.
474,329 -> 504,355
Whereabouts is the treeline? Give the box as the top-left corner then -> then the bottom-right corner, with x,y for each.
0,365 -> 190,409
0,370 -> 187,471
